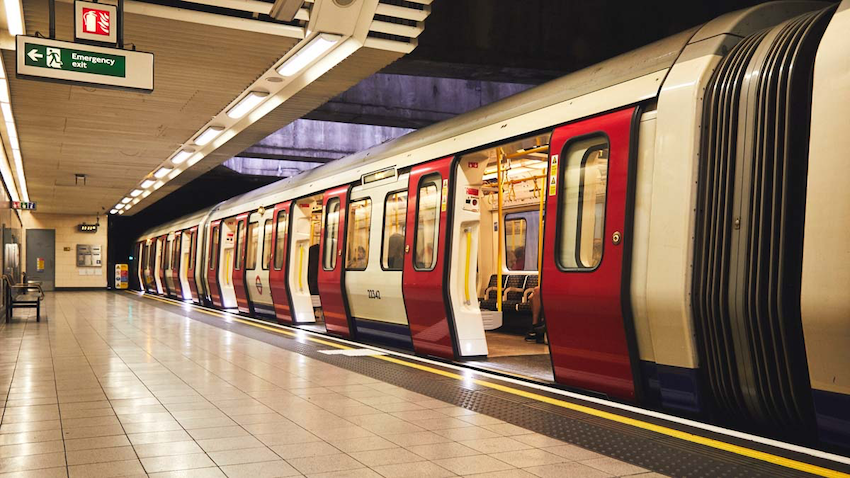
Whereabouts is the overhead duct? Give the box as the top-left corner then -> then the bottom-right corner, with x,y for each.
270,0 -> 305,21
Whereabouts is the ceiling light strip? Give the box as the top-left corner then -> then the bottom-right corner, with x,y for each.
0,51 -> 27,203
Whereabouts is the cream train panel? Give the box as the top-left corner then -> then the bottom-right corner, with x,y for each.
629,109 -> 657,363
801,0 -> 850,397
645,34 -> 741,371
448,157 -> 487,358
245,209 -> 275,313
345,175 -> 409,326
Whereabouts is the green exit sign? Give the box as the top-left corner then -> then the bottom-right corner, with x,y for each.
16,36 -> 153,92
24,43 -> 126,78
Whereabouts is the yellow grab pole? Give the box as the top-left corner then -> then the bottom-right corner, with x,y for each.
298,245 -> 304,291
538,176 -> 545,273
464,229 -> 471,304
496,150 -> 504,312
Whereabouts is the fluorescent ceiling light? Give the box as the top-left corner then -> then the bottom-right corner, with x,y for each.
109,209 -> 118,214
121,197 -> 132,204
118,210 -> 124,215
0,82 -> 8,103
124,204 -> 132,211
227,91 -> 269,119
141,179 -> 155,188
188,154 -> 203,166
277,33 -> 341,77
194,126 -> 223,146
153,181 -> 164,190
131,198 -> 140,205
171,149 -> 194,165
142,190 -> 151,198
168,169 -> 182,180
130,189 -> 143,197
12,149 -> 21,162
1,103 -> 12,122
154,167 -> 172,179
4,0 -> 23,36
115,203 -> 124,210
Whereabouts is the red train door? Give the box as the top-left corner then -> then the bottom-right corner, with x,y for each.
402,156 -> 456,360
269,201 -> 294,324
232,213 -> 251,314
186,227 -> 200,302
317,186 -> 352,338
541,106 -> 639,401
207,220 -> 223,307
171,231 -> 184,299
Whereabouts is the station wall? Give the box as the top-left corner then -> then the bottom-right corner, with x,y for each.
22,213 -> 108,288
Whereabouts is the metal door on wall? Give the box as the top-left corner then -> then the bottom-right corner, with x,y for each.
26,229 -> 55,291
541,106 -> 640,401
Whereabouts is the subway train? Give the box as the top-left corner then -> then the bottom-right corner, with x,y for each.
133,1 -> 850,451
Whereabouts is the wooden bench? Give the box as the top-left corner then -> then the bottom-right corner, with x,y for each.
3,276 -> 45,322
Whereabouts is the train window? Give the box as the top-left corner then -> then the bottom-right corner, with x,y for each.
323,198 -> 341,270
164,240 -> 171,270
210,225 -> 220,270
245,222 -> 259,270
173,235 -> 181,271
505,211 -> 539,271
161,239 -> 167,271
274,211 -> 288,270
262,220 -> 273,270
414,176 -> 441,271
143,244 -> 149,271
382,191 -> 407,270
235,220 -> 246,270
345,198 -> 372,271
189,230 -> 196,267
558,136 -> 609,270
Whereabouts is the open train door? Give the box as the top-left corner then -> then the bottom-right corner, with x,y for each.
207,219 -> 223,307
269,201 -> 295,324
541,107 -> 640,401
402,156 -> 456,360
232,213 -> 251,314
185,227 -> 200,302
317,186 -> 353,338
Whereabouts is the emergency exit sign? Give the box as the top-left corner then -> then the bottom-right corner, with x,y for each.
16,36 -> 153,92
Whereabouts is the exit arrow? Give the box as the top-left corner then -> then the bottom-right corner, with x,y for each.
27,49 -> 43,62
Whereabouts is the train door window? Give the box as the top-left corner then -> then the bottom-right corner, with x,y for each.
414,176 -> 441,271
323,198 -> 341,270
274,212 -> 288,270
262,220 -> 272,270
161,239 -> 167,270
189,231 -> 196,266
558,137 -> 609,270
143,244 -> 149,270
382,191 -> 407,270
235,220 -> 246,270
246,222 -> 259,270
345,199 -> 372,270
210,225 -> 220,270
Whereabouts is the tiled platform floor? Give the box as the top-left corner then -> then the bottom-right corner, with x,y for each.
0,291 -> 665,477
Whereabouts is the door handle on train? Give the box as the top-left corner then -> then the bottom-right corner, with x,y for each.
612,231 -> 622,245
405,245 -> 410,253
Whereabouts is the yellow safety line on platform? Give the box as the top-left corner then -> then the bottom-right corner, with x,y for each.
128,291 -> 849,478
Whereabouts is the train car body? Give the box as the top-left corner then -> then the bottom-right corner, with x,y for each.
135,1 -> 850,451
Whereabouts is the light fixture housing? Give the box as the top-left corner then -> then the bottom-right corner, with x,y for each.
154,167 -> 172,179
194,126 -> 224,146
4,0 -> 23,36
131,198 -> 140,205
142,190 -> 151,198
1,103 -> 12,122
121,197 -> 132,204
277,33 -> 341,77
141,179 -> 155,188
168,169 -> 182,180
188,154 -> 203,166
130,189 -> 143,197
118,210 -> 124,215
153,181 -> 164,190
171,149 -> 195,165
0,82 -> 8,103
227,91 -> 269,119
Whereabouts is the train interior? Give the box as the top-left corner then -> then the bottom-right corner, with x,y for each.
461,133 -> 555,382
179,230 -> 193,300
290,194 -> 324,331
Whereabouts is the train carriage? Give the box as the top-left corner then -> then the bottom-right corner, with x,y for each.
134,1 -> 850,451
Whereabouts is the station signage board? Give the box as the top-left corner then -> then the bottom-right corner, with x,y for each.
16,36 -> 153,92
75,1 -> 118,45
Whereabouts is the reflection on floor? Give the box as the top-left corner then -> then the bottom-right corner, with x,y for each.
466,331 -> 554,382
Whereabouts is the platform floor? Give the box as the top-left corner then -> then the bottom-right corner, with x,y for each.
0,291 -> 662,477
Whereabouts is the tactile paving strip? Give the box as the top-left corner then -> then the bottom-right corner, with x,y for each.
133,294 -> 843,478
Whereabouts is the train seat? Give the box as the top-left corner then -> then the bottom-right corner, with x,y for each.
515,275 -> 538,314
501,275 -> 528,311
479,274 -> 507,311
